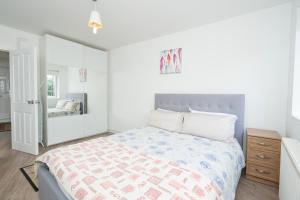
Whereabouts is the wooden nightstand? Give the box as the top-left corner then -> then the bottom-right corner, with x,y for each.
246,128 -> 281,186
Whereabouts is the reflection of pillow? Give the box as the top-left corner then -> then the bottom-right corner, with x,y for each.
56,99 -> 67,109
74,101 -> 81,112
64,101 -> 80,112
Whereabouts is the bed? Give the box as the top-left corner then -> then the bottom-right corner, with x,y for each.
47,93 -> 87,118
38,94 -> 245,200
47,108 -> 81,118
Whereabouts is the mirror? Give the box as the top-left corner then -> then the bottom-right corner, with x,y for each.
47,65 -> 87,119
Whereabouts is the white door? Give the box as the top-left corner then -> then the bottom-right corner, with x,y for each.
10,48 -> 39,155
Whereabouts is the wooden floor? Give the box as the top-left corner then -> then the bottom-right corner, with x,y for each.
0,132 -> 279,200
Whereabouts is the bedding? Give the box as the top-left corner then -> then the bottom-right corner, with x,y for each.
36,127 -> 244,200
148,110 -> 183,132
56,99 -> 68,109
64,101 -> 80,112
181,112 -> 237,142
48,108 -> 81,118
189,108 -> 238,118
110,127 -> 244,200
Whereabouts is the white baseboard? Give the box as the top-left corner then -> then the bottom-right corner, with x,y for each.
108,129 -> 120,134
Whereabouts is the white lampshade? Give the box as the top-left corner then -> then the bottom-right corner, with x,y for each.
88,10 -> 103,33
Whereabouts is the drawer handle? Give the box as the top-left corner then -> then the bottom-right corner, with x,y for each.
257,142 -> 271,147
255,154 -> 267,160
255,168 -> 271,175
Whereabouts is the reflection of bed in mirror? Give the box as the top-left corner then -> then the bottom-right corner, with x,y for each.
47,93 -> 87,118
47,93 -> 89,145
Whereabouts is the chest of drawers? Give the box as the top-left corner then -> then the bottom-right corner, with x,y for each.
246,128 -> 281,186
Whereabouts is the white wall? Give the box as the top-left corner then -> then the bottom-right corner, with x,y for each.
286,1 -> 300,141
0,24 -> 39,51
108,4 -> 292,136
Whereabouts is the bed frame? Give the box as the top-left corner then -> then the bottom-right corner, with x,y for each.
38,93 -> 245,200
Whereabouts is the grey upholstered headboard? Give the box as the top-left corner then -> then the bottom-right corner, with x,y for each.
65,93 -> 87,114
155,94 -> 245,147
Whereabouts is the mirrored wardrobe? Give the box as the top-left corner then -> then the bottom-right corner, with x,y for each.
41,35 -> 107,146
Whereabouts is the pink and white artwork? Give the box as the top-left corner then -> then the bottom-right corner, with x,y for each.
79,68 -> 87,82
160,48 -> 182,74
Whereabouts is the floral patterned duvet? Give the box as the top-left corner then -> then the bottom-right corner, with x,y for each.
36,127 -> 245,200
109,127 -> 245,200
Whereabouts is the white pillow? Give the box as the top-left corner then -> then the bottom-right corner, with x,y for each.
189,107 -> 237,118
56,99 -> 67,109
148,110 -> 183,132
157,108 -> 176,112
181,112 -> 237,142
74,102 -> 81,112
64,101 -> 80,112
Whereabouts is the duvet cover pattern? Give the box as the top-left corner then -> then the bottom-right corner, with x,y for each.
36,137 -> 222,200
110,127 -> 245,200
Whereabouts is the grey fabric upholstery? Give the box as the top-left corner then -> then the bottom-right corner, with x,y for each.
38,164 -> 69,200
155,94 -> 245,147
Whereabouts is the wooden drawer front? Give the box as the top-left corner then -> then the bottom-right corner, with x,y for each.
247,149 -> 280,168
248,136 -> 280,152
247,162 -> 279,183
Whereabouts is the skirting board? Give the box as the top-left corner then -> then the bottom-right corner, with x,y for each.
245,174 -> 278,187
107,129 -> 120,134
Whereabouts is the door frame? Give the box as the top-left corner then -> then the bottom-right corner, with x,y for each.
0,49 -> 11,131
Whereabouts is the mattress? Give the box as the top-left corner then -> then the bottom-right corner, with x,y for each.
37,127 -> 245,200
47,108 -> 80,118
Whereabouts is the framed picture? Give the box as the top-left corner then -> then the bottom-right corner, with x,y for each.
79,68 -> 87,82
160,48 -> 182,74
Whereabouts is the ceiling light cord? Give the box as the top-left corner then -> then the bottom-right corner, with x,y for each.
94,0 -> 97,11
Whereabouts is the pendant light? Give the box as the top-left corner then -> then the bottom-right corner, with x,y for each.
88,0 -> 103,34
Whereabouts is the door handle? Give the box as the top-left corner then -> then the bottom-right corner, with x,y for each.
255,168 -> 271,175
255,154 -> 268,160
256,142 -> 271,147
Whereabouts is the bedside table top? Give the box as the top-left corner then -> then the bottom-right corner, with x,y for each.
247,128 -> 281,140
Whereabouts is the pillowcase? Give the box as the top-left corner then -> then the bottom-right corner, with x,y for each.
157,108 -> 176,112
148,110 -> 183,132
181,112 -> 237,142
64,101 -> 80,112
74,102 -> 81,112
56,99 -> 67,109
189,107 -> 237,118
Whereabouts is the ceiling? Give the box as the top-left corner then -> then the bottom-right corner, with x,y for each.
0,0 -> 291,50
